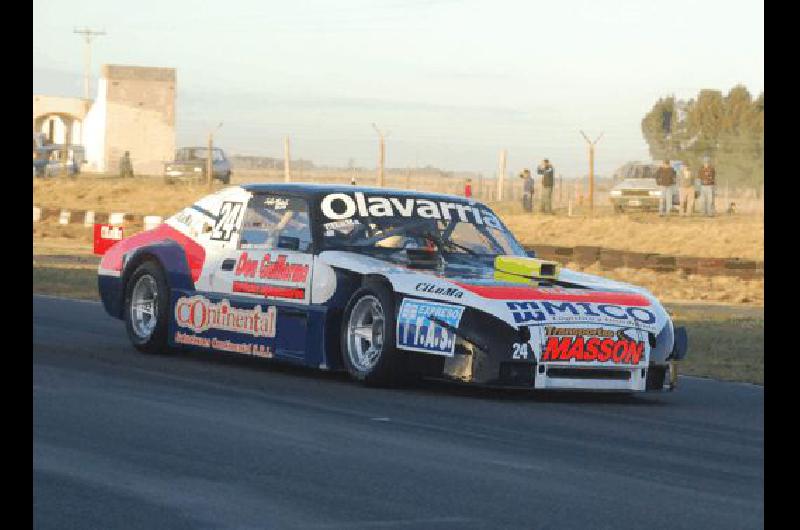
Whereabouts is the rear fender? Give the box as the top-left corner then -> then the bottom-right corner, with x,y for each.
108,242 -> 196,319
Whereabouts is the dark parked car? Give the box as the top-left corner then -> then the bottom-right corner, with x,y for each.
33,144 -> 85,178
164,147 -> 232,184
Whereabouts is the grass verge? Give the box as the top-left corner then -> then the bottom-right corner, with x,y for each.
668,304 -> 763,385
33,266 -> 99,301
32,266 -> 763,385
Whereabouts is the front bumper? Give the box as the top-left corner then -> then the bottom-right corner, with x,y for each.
610,196 -> 661,209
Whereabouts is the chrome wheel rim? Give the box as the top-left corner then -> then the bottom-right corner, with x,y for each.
347,295 -> 385,372
130,274 -> 158,340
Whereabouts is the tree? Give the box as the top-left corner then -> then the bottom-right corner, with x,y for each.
641,86 -> 764,187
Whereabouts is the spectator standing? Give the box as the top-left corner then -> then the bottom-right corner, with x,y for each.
678,165 -> 696,216
655,159 -> 676,216
537,159 -> 555,213
519,169 -> 534,212
698,160 -> 716,216
464,178 -> 473,198
119,151 -> 134,178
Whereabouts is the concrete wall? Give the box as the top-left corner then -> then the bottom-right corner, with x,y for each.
32,95 -> 90,127
83,78 -> 108,172
101,65 -> 176,175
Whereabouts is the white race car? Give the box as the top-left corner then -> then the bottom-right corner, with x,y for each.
98,184 -> 687,392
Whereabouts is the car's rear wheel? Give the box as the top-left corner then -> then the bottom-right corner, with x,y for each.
124,261 -> 170,354
341,284 -> 404,385
614,205 -> 624,214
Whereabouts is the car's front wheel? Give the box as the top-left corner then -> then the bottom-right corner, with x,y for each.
124,261 -> 170,354
341,284 -> 404,385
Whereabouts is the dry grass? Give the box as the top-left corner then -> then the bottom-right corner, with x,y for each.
667,303 -> 763,385
30,264 -> 763,384
565,262 -> 763,306
497,206 -> 764,261
35,176 -> 764,262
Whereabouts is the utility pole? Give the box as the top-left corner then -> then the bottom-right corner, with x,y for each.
73,27 -> 106,100
580,131 -> 603,213
372,123 -> 389,187
497,149 -> 507,201
284,136 -> 291,182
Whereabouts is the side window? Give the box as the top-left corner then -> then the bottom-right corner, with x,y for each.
238,195 -> 312,252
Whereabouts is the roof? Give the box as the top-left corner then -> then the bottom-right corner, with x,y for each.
240,182 -> 479,203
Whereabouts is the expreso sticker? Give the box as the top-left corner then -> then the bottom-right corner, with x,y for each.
396,298 -> 465,356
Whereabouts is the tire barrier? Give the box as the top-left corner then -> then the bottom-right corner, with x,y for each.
527,244 -> 761,279
32,205 -> 761,279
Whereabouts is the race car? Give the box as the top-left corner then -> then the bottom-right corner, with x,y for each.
98,184 -> 688,392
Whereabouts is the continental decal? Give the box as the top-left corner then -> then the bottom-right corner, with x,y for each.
174,296 -> 276,337
174,332 -> 274,358
541,336 -> 645,364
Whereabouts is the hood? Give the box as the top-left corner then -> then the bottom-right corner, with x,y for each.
612,178 -> 659,191
318,250 -> 669,335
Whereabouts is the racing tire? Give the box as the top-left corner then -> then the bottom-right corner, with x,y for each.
221,172 -> 231,185
614,205 -> 624,214
341,284 -> 405,386
124,261 -> 170,354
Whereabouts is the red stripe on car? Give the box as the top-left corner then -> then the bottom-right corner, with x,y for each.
453,283 -> 651,306
99,224 -> 206,284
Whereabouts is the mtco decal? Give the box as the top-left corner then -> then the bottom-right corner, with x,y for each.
320,192 -> 503,229
507,300 -> 657,328
174,295 -> 276,337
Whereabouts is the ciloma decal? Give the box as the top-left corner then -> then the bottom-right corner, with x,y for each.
541,336 -> 646,365
174,296 -> 277,337
507,301 -> 656,327
320,192 -> 503,229
415,282 -> 464,299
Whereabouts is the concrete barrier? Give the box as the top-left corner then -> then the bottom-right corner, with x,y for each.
31,204 -> 764,279
572,246 -> 600,265
645,255 -> 676,273
144,215 -> 162,231
598,250 -> 625,269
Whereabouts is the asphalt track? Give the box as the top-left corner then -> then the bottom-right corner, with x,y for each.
33,294 -> 764,529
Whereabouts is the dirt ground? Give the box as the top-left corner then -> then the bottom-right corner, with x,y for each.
34,176 -> 764,261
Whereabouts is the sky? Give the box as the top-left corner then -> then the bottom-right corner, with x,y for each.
33,0 -> 764,177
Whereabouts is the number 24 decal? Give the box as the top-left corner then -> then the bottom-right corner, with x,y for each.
211,202 -> 243,241
512,343 -> 530,359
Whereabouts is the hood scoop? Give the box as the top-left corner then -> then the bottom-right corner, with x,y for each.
493,256 -> 561,284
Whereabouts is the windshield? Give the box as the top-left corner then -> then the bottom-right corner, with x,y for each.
175,148 -> 223,162
318,191 -> 527,260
